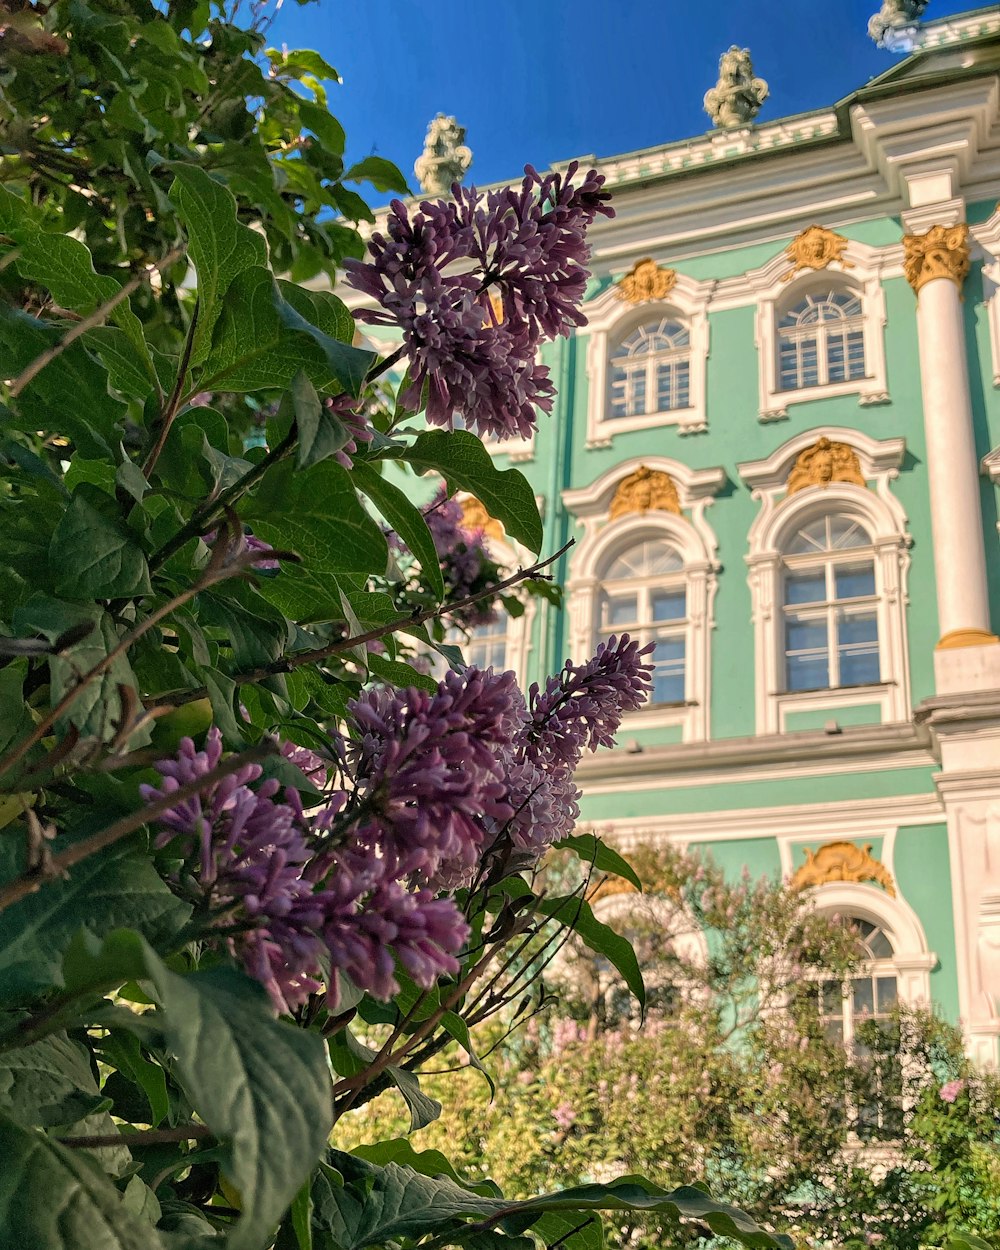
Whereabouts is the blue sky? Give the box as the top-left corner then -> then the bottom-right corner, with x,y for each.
268,1 -> 984,195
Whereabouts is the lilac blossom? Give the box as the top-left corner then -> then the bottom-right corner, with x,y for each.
344,162 -> 611,441
348,667 -> 520,885
423,488 -> 498,627
204,526 -> 281,572
324,393 -> 375,470
939,1078 -> 965,1103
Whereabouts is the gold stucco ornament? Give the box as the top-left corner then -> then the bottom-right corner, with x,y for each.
786,437 -> 866,494
902,223 -> 970,293
792,841 -> 896,897
782,225 -> 854,281
609,466 -> 681,519
459,495 -> 504,542
617,259 -> 677,305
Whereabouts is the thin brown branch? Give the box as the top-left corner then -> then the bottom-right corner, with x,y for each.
0,743 -> 273,914
58,1124 -> 213,1148
6,246 -> 185,398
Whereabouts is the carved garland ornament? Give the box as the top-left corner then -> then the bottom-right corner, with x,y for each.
786,437 -> 866,495
902,223 -> 970,294
617,259 -> 677,305
460,496 -> 504,542
782,225 -> 854,282
791,840 -> 896,897
609,466 -> 681,519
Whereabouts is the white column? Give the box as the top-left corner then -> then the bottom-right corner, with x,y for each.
905,224 -> 1000,690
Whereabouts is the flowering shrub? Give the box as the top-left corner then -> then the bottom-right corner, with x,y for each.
0,2 -> 800,1247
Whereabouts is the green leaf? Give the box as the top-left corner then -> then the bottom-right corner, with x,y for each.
348,1140 -> 495,1195
945,1238 -> 997,1250
168,165 -> 269,364
0,842 -> 190,1008
343,156 -> 409,195
0,1032 -> 108,1130
402,431 -> 542,554
367,655 -> 437,694
289,1180 -> 314,1250
326,1031 -> 440,1132
12,598 -> 140,742
0,184 -> 150,366
54,932 -> 334,1250
0,1108 -> 167,1249
554,834 -> 643,894
268,48 -> 340,81
536,894 -> 645,1016
50,495 -> 151,600
148,963 -> 333,1250
288,371 -> 351,471
243,460 -> 388,612
0,308 -> 124,459
314,1154 -> 793,1250
198,267 -> 371,397
351,461 -> 444,602
298,101 -> 345,157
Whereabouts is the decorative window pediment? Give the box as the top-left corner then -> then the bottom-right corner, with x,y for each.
581,272 -> 712,446
731,231 -> 891,422
738,430 -> 911,734
563,458 -> 725,742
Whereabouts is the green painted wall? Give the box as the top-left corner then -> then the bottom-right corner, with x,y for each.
893,823 -> 959,1019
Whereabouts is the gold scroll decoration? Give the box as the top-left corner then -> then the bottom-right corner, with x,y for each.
782,225 -> 854,282
617,259 -> 677,304
902,223 -> 970,294
609,466 -> 681,519
791,841 -> 896,897
786,437 -> 866,495
460,495 -> 504,542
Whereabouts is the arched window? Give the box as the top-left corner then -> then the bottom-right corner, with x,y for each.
819,915 -> 902,1139
782,513 -> 880,693
599,538 -> 688,706
609,318 -> 691,419
777,290 -> 866,392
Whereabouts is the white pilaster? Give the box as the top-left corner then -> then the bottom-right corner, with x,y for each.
906,223 -> 1000,692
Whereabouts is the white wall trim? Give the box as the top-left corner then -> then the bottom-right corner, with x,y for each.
580,276 -> 713,446
738,430 -> 911,735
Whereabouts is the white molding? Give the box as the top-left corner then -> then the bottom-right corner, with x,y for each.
982,446 -> 1000,484
563,457 -> 724,743
722,246 -> 892,422
972,209 -> 1000,391
580,792 -> 944,840
580,276 -> 713,445
737,429 -> 912,735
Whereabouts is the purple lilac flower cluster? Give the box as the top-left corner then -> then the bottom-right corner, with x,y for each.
323,393 -> 375,470
423,488 -> 498,628
344,163 -> 613,442
142,637 -> 653,1014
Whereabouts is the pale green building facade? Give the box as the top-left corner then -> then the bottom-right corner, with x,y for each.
343,7 -> 1000,1064
471,9 -> 1000,1064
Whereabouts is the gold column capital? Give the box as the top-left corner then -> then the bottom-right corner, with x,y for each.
902,222 -> 970,294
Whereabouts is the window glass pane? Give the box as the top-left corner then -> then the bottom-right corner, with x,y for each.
605,595 -> 638,627
651,637 -> 685,704
876,977 -> 898,1012
830,516 -> 869,549
838,611 -> 880,686
786,616 -> 828,653
821,981 -> 843,1016
867,928 -> 894,960
835,563 -> 875,600
852,978 -> 875,1018
786,651 -> 830,692
785,570 -> 826,605
652,590 -> 686,621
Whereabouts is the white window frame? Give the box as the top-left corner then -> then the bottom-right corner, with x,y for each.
747,256 -> 889,423
776,289 -> 867,393
781,517 -> 882,695
739,429 -> 910,735
581,275 -> 712,446
563,457 -> 724,743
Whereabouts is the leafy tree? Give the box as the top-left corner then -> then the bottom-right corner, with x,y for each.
0,2 -> 798,1247
338,847 -> 1000,1249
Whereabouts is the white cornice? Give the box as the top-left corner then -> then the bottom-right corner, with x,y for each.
562,455 -> 725,516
